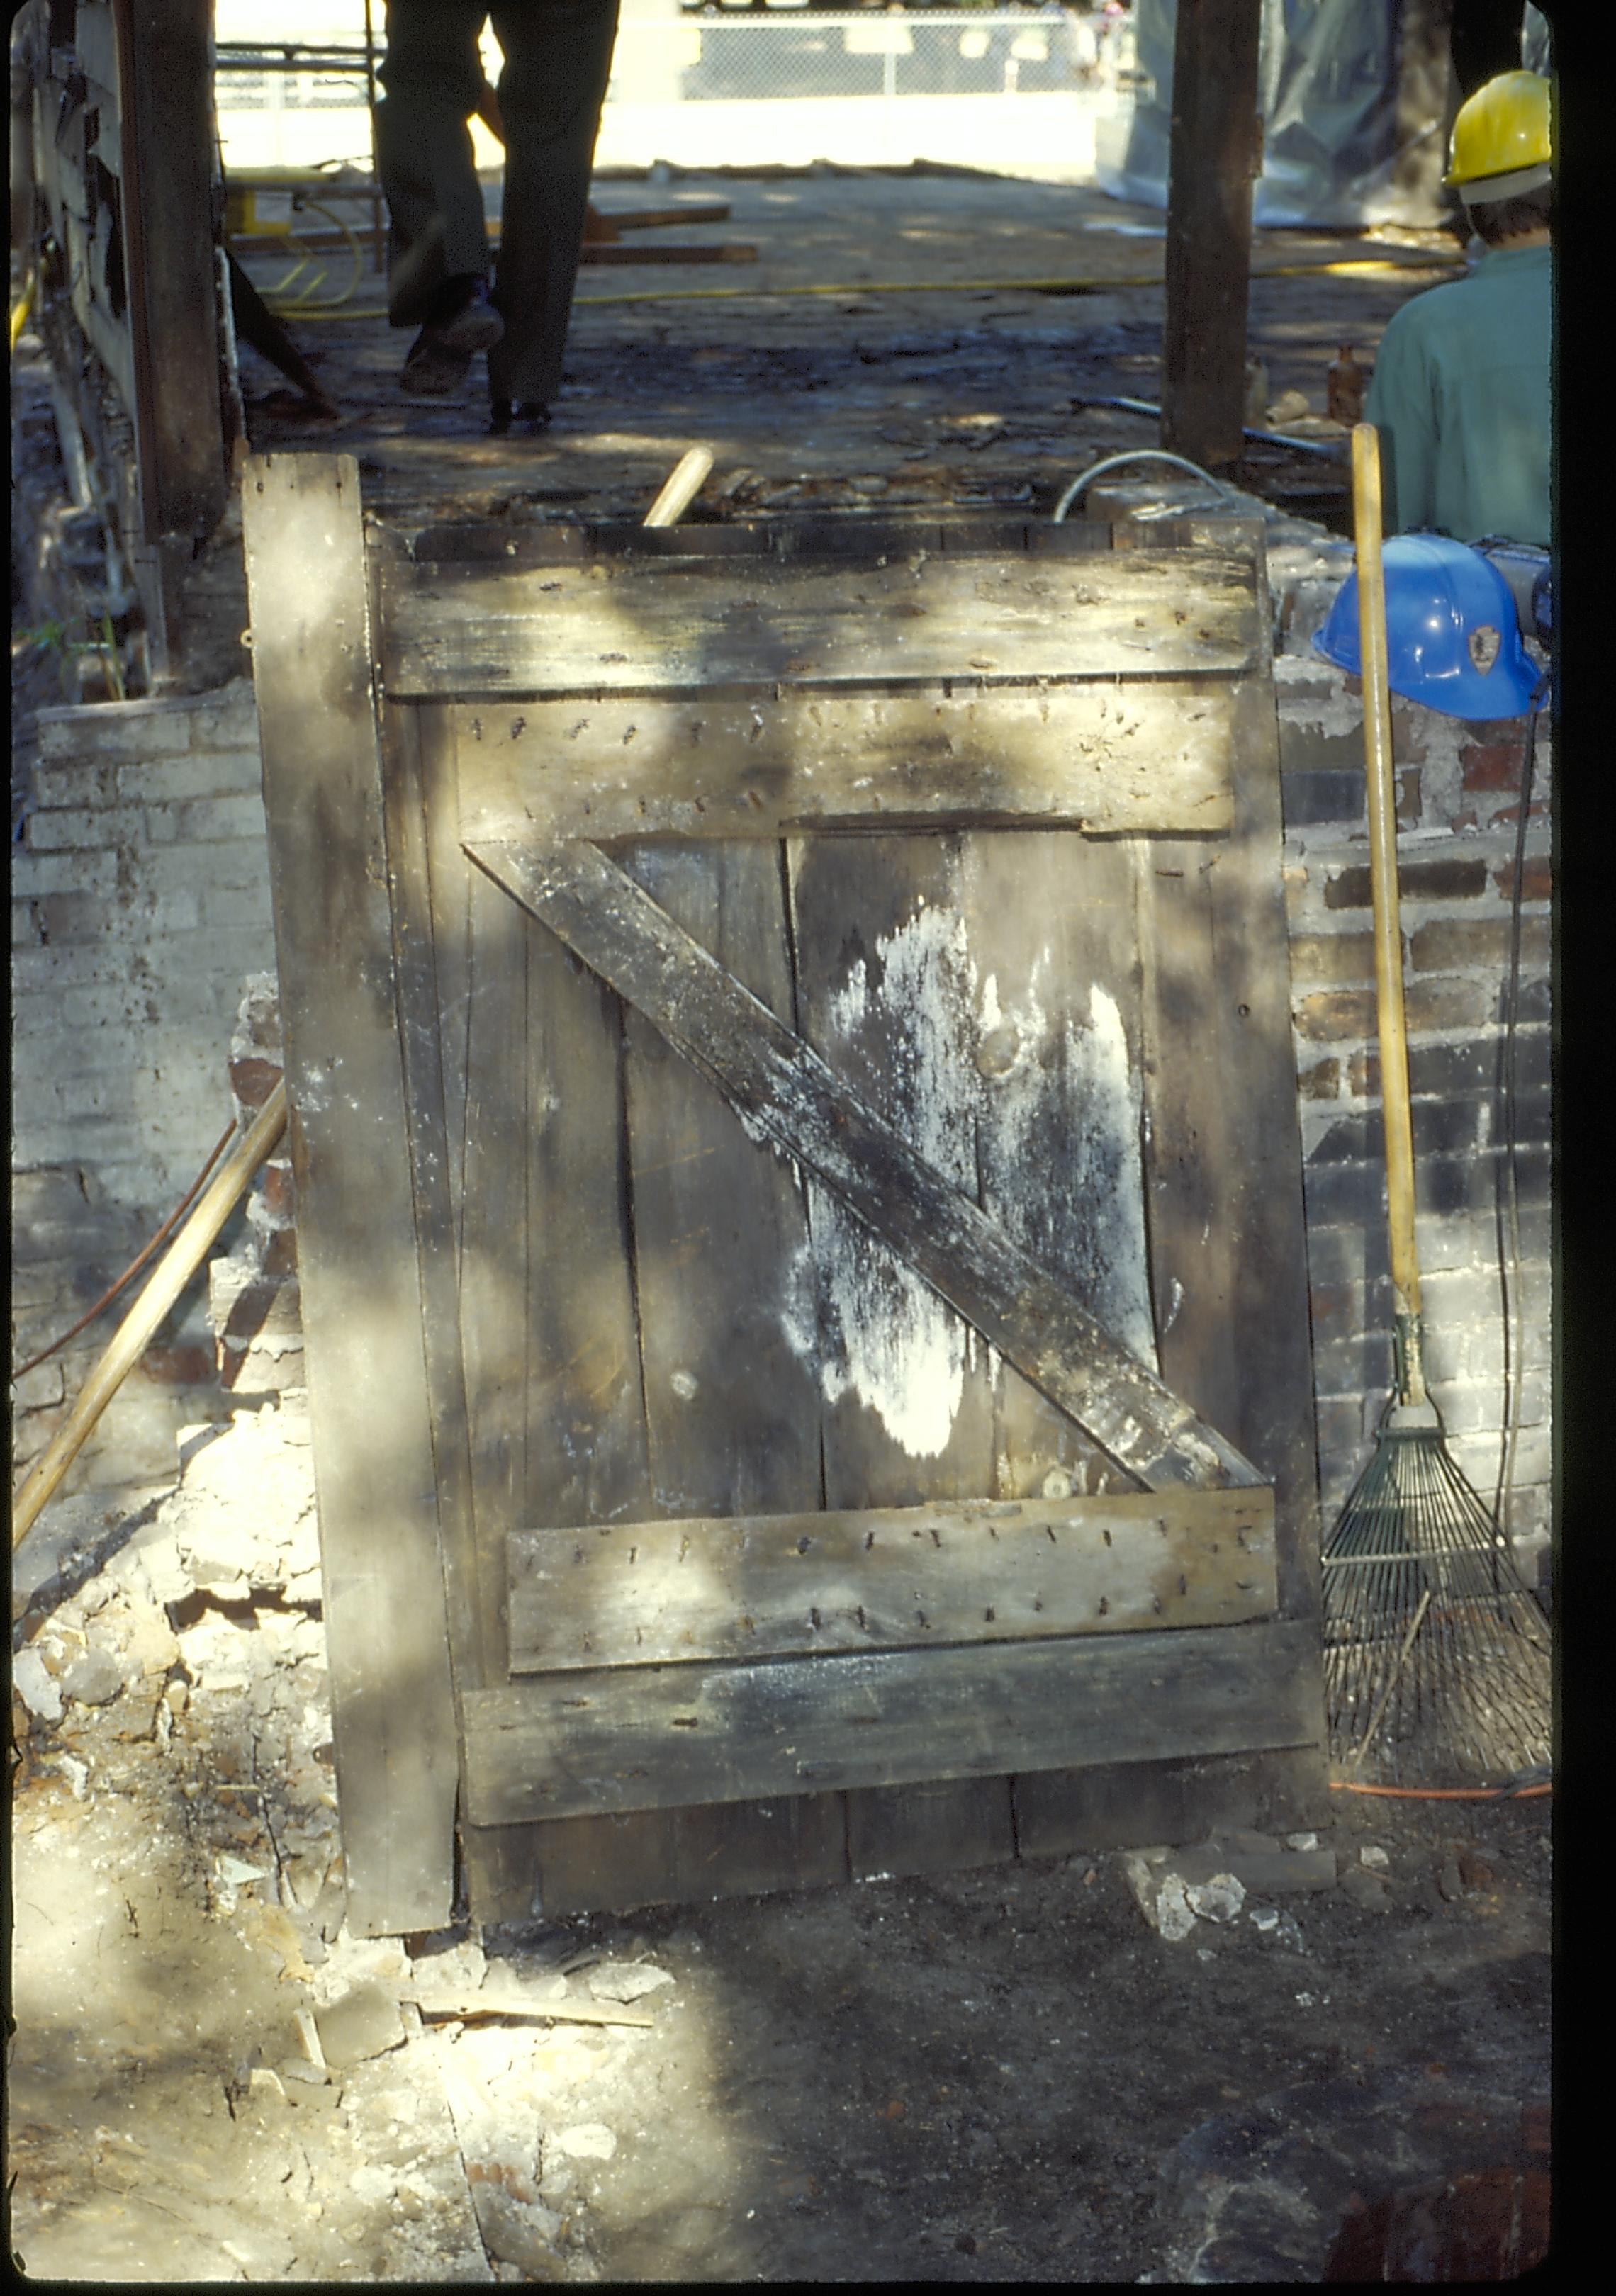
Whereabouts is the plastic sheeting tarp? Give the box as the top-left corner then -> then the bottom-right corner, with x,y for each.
1096,1 -> 1553,230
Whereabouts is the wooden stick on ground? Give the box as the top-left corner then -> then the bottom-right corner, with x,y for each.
11,1084 -> 289,1548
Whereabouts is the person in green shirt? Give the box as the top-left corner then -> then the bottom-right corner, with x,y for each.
1364,72 -> 1552,548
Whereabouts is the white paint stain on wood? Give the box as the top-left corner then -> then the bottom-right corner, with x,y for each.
767,890 -> 1160,1455
806,895 -> 980,1458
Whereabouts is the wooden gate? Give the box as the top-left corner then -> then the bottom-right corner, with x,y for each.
242,456 -> 1323,1939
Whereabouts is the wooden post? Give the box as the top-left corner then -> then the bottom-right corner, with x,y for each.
1160,0 -> 1264,473
242,454 -> 461,1937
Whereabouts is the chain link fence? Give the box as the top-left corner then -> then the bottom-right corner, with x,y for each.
212,6 -> 1128,177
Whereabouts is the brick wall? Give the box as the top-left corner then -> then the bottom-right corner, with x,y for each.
11,680 -> 274,1493
1273,609 -> 1552,1575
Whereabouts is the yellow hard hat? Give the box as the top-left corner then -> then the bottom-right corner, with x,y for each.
1445,71 -> 1552,203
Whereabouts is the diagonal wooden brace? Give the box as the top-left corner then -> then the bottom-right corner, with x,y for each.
465,835 -> 1266,1494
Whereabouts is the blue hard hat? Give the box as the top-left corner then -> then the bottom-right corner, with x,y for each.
1312,535 -> 1542,720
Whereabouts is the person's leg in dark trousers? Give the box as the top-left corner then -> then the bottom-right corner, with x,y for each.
374,0 -> 504,390
486,0 -> 620,424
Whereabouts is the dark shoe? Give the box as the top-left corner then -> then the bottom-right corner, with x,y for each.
489,399 -> 551,436
400,278 -> 505,398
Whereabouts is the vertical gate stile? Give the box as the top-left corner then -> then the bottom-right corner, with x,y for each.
240,454 -> 458,1938
373,668 -> 488,1716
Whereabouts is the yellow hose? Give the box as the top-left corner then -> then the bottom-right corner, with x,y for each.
10,268 -> 38,352
286,250 -> 1458,322
262,198 -> 367,316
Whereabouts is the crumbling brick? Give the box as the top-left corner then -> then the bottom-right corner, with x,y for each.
1297,1057 -> 1340,1100
1461,740 -> 1527,793
1491,853 -> 1551,902
228,1055 -> 284,1113
1287,931 -> 1378,986
1324,856 -> 1488,908
1409,918 -> 1550,972
1295,989 -> 1376,1041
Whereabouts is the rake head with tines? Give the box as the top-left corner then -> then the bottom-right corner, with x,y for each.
1321,1401 -> 1552,1788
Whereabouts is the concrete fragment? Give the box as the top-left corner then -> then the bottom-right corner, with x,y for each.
1155,1876 -> 1198,1942
1284,1832 -> 1320,1852
1248,1906 -> 1280,1933
1359,1844 -> 1390,1871
62,1647 -> 124,1706
555,2123 -> 617,2161
13,1648 -> 64,1722
315,1982 -> 407,2068
1339,1864 -> 1393,1910
1185,1874 -> 1246,1924
123,1597 -> 181,1677
584,1960 -> 675,2004
217,1854 -> 272,1887
471,2185 -> 568,2280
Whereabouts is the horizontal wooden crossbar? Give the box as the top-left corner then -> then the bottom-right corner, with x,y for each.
381,546 -> 1260,700
451,679 -> 1238,841
466,835 -> 1265,1494
463,1616 -> 1320,1825
508,1489 -> 1278,1672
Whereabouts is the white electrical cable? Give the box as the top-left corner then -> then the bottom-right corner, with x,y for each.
1050,449 -> 1247,524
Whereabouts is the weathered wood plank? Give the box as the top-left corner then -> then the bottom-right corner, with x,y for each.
459,861 -> 528,1673
614,838 -> 853,1898
1013,1743 -> 1328,1861
958,831 -> 1155,1504
787,834 -> 995,1512
507,1489 -> 1278,1670
450,682 -> 1238,841
461,1617 -> 1320,1825
380,546 -> 1261,699
785,830 -> 1003,1870
120,0 -> 229,538
1117,541 -> 1322,1615
415,704 -> 473,1239
242,454 -> 457,1936
520,907 -> 650,1535
477,1792 -> 849,1922
460,827 -> 662,1926
847,1776 -> 1014,1884
617,840 -> 824,1519
466,836 -> 1262,1492
378,697 -> 489,1692
1199,672 -> 1324,1613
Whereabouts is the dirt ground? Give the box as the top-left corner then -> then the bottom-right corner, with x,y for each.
9,1402 -> 1551,2284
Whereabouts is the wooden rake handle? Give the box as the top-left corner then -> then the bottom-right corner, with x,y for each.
1350,423 -> 1425,1395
